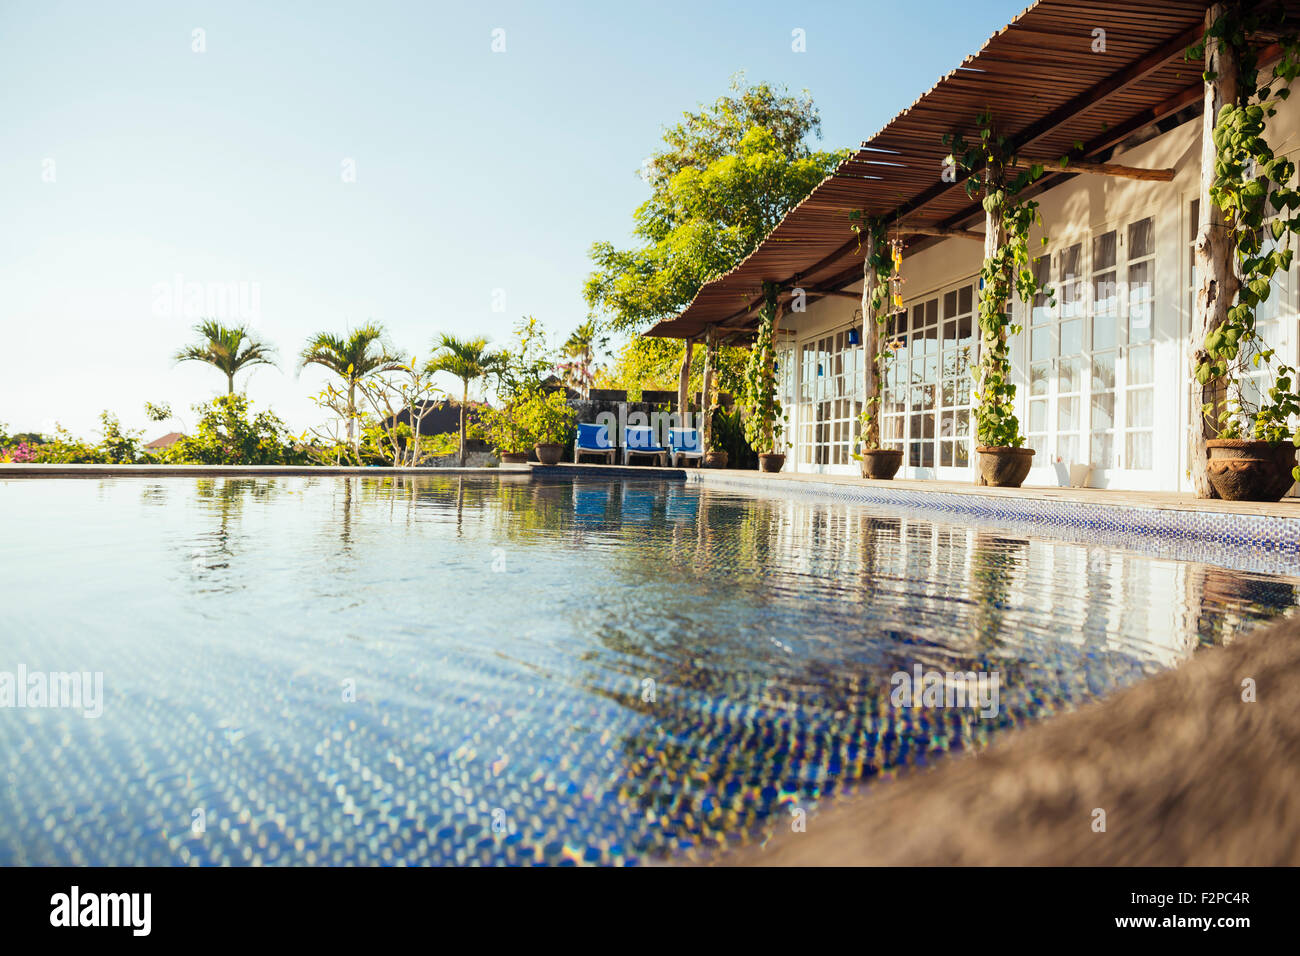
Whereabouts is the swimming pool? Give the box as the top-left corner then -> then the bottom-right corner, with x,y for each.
1,474 -> 1295,865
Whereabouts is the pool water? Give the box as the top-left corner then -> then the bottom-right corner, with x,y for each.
0,475 -> 1295,865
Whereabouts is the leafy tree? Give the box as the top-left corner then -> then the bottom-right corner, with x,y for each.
585,75 -> 847,335
12,413 -> 143,464
167,394 -> 304,465
174,319 -> 277,394
97,412 -> 143,463
426,333 -> 502,465
299,323 -> 402,453
490,317 -> 556,402
23,426 -> 101,463
594,336 -> 748,401
557,319 -> 604,398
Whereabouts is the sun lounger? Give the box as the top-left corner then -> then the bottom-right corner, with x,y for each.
622,426 -> 667,466
574,422 -> 616,464
667,427 -> 704,467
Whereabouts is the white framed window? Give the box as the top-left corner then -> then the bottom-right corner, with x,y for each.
797,326 -> 860,466
882,280 -> 976,472
1023,214 -> 1157,472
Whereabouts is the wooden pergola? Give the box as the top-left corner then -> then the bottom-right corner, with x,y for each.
647,0 -> 1300,495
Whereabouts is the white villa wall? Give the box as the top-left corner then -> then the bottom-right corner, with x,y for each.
777,104 -> 1300,495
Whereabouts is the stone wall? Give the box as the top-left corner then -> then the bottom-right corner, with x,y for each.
425,450 -> 499,468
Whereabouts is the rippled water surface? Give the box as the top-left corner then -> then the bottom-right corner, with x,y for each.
1,475 -> 1296,865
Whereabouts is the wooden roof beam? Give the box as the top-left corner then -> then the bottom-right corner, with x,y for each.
1011,156 -> 1176,181
887,18 -> 1207,224
890,224 -> 985,240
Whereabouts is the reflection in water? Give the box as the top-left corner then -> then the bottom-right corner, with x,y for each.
0,475 -> 1294,865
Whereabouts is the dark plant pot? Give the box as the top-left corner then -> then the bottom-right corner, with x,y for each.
758,453 -> 785,473
704,450 -> 729,469
976,445 -> 1035,488
534,443 -> 564,466
1206,439 -> 1297,502
500,452 -> 528,465
860,448 -> 903,480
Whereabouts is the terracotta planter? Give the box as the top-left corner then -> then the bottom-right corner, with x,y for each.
704,450 -> 729,469
758,453 -> 785,473
860,448 -> 903,480
976,445 -> 1035,488
500,452 -> 529,465
533,443 -> 564,466
1206,439 -> 1297,502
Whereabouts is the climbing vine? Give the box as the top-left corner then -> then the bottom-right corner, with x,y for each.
742,281 -> 786,454
846,212 -> 898,450
1189,5 -> 1300,475
945,111 -> 1053,448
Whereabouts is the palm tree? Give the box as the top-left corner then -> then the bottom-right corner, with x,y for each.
559,320 -> 602,399
174,319 -> 277,394
299,323 -> 402,452
426,334 -> 500,466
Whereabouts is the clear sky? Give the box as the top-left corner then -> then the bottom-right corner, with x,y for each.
0,0 -> 1027,439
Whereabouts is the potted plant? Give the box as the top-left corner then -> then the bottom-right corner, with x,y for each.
743,282 -> 787,473
757,429 -> 787,473
480,402 -> 533,464
704,426 -> 729,469
946,113 -> 1051,488
1192,59 -> 1300,501
515,388 -> 576,466
853,409 -> 903,479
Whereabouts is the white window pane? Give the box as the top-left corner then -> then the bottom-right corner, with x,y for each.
1029,399 -> 1047,433
1126,431 -> 1152,470
1091,392 -> 1115,431
1126,388 -> 1153,429
1128,344 -> 1153,385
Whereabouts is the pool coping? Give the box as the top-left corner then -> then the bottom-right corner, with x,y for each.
681,469 -> 1300,576
0,463 -> 516,478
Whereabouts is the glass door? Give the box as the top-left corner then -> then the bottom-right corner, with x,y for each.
1026,242 -> 1085,468
1024,217 -> 1160,486
796,327 -> 859,470
881,280 -> 978,478
938,284 -> 976,472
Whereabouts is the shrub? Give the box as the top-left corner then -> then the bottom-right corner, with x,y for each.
513,389 -> 575,446
479,405 -> 534,455
166,394 -> 305,465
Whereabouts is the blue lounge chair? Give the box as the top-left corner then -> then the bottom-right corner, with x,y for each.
574,422 -> 616,464
667,427 -> 704,467
622,426 -> 667,466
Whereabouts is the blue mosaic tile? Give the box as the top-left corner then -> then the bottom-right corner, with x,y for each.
689,473 -> 1300,578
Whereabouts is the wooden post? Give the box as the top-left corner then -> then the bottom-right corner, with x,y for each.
700,326 -> 715,450
769,301 -> 785,451
678,336 -> 694,423
861,228 -> 880,449
1191,2 -> 1239,499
